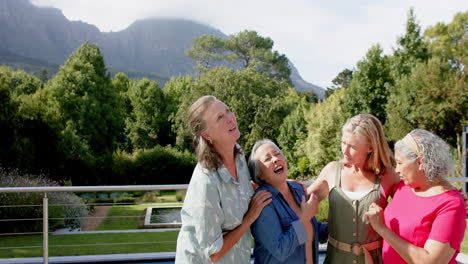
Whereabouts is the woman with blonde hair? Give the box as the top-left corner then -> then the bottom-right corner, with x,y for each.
175,95 -> 272,264
307,114 -> 400,264
366,129 -> 466,264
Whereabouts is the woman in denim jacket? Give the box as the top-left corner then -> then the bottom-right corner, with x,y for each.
249,139 -> 328,264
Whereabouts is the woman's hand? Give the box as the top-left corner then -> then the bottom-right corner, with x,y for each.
365,202 -> 386,233
300,194 -> 318,224
243,190 -> 272,225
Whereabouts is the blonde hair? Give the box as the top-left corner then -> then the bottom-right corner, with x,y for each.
187,95 -> 241,170
342,114 -> 394,175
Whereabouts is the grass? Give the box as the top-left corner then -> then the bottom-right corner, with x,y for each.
0,231 -> 179,258
96,203 -> 182,230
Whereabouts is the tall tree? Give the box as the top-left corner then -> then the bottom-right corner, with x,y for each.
301,88 -> 347,177
325,68 -> 353,98
386,9 -> 430,142
343,44 -> 393,124
186,30 -> 291,83
171,67 -> 291,152
125,79 -> 165,150
425,11 -> 467,71
391,8 -> 430,78
185,35 -> 224,73
44,42 -> 125,158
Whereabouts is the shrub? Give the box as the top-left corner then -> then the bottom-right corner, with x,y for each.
0,168 -> 89,233
175,190 -> 186,202
315,199 -> 329,223
140,191 -> 160,203
114,197 -> 136,204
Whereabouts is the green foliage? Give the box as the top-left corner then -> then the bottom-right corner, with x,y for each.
343,44 -> 393,124
125,78 -> 166,150
0,168 -> 89,233
301,89 -> 347,177
391,8 -> 430,78
186,35 -> 224,72
277,89 -> 310,179
43,42 -> 125,158
316,198 -> 329,223
186,30 -> 291,83
114,197 -> 137,204
140,192 -> 161,203
171,67 -> 292,152
387,11 -> 467,147
175,190 -> 186,202
325,68 -> 353,98
425,11 -> 468,70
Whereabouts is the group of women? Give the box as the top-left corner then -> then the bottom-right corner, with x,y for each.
175,95 -> 466,264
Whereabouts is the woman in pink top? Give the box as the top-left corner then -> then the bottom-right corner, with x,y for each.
366,129 -> 466,264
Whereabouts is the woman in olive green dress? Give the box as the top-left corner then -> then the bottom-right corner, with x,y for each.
307,114 -> 400,264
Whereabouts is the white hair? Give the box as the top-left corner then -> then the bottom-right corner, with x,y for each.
248,139 -> 279,185
395,129 -> 453,183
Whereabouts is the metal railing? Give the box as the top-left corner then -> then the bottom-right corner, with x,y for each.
0,178 -> 467,263
0,184 -> 188,264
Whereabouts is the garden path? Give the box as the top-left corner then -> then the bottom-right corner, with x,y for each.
81,206 -> 112,231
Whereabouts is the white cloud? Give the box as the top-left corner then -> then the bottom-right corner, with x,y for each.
31,0 -> 467,88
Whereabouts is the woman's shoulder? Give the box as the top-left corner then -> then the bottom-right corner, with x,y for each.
191,163 -> 219,184
316,161 -> 340,183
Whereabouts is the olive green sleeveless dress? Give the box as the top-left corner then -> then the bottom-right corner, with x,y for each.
324,162 -> 387,264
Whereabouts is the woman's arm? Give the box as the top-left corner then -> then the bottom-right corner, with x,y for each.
366,203 -> 456,264
306,162 -> 336,201
380,167 -> 401,199
250,196 -> 316,262
210,190 -> 272,262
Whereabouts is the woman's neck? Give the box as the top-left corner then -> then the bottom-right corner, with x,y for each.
413,180 -> 454,196
215,142 -> 236,163
273,181 -> 291,197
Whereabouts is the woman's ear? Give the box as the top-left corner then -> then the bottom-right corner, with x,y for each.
416,156 -> 424,170
201,131 -> 211,142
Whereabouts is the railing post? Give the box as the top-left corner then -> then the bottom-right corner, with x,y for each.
43,193 -> 48,264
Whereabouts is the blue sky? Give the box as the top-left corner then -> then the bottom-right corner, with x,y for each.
32,0 -> 467,88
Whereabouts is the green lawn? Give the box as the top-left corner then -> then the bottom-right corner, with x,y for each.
96,203 -> 182,230
0,231 -> 179,258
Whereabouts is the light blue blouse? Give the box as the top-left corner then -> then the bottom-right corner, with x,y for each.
175,154 -> 254,264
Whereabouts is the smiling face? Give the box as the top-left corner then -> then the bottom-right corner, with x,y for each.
341,132 -> 372,167
395,151 -> 425,188
255,143 -> 288,186
201,100 -> 240,147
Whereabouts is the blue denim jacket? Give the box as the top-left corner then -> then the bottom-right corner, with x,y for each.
251,182 -> 328,264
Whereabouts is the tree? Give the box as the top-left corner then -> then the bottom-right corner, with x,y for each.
301,88 -> 347,177
171,67 -> 291,152
425,11 -> 467,71
186,30 -> 291,83
386,9 -> 430,142
325,68 -> 353,98
125,79 -> 165,150
44,42 -> 125,158
185,35 -> 224,73
408,58 -> 466,147
277,89 -> 310,179
343,44 -> 393,124
391,8 -> 430,78
386,11 -> 467,147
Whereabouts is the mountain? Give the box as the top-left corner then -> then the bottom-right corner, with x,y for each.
0,0 -> 324,97
289,63 -> 325,98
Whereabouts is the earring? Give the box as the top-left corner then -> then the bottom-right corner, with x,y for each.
209,139 -> 212,144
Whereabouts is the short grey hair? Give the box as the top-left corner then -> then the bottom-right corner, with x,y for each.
395,129 -> 453,184
248,139 -> 279,186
